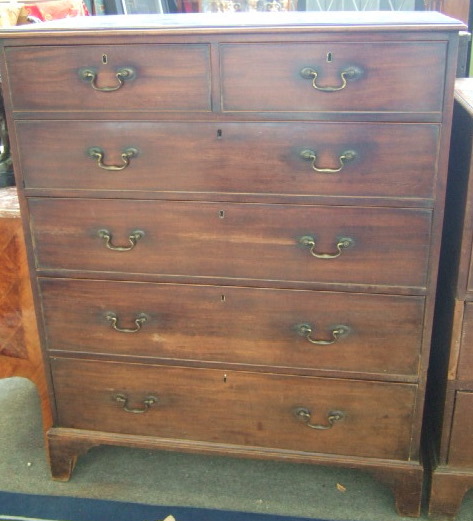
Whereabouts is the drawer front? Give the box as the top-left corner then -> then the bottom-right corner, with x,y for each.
51,358 -> 417,460
5,45 -> 211,112
17,120 -> 440,200
446,391 -> 473,467
455,302 -> 473,380
29,198 -> 432,288
220,42 -> 446,114
39,278 -> 425,377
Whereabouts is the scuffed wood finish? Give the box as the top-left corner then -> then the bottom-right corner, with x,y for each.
4,44 -> 212,112
0,188 -> 52,432
29,198 -> 432,289
51,357 -> 417,460
368,466 -> 424,518
429,78 -> 473,519
16,121 -> 440,200
0,10 -> 461,35
45,424 -> 425,501
0,13 -> 463,517
39,278 -> 425,378
46,430 -> 99,482
220,41 -> 447,114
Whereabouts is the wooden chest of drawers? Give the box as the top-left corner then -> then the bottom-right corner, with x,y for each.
429,79 -> 473,519
0,12 -> 463,517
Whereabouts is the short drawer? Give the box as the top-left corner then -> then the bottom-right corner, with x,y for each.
446,391 -> 473,467
17,120 -> 440,200
29,198 -> 432,289
51,358 -> 417,460
220,42 -> 446,114
4,45 -> 211,112
39,278 -> 425,377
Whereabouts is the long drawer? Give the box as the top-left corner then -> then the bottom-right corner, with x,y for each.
4,44 -> 211,112
29,198 -> 432,289
51,357 -> 417,460
39,278 -> 425,377
220,42 -> 446,114
16,120 -> 440,200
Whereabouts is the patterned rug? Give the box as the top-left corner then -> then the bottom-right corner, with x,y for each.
0,491 -> 317,521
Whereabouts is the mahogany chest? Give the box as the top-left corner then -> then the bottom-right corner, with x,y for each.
429,78 -> 473,520
0,12 -> 463,517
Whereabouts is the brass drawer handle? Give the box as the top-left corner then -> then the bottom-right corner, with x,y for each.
300,66 -> 363,92
97,229 -> 144,252
105,312 -> 148,333
114,393 -> 158,414
300,149 -> 356,174
299,235 -> 354,259
87,147 -> 138,171
293,406 -> 344,430
79,66 -> 136,92
295,323 -> 350,345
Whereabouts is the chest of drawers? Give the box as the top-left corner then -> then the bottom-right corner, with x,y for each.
429,79 -> 473,519
0,12 -> 463,517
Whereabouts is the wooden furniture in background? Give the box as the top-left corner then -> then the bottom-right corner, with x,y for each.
428,78 -> 473,520
0,12 -> 462,517
0,187 -> 52,431
425,0 -> 471,26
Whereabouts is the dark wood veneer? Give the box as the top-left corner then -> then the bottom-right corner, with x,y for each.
38,278 -> 425,378
51,357 -> 418,460
28,198 -> 433,288
5,44 -> 212,112
0,12 -> 463,518
15,120 -> 440,199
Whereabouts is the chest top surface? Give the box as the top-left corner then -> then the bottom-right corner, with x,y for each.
0,11 -> 465,40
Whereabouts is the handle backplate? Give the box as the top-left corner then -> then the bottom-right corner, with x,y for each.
300,65 -> 363,92
300,149 -> 357,174
105,312 -> 148,333
79,66 -> 136,92
114,393 -> 158,414
87,146 -> 138,171
98,229 -> 144,252
293,406 -> 344,430
299,235 -> 354,259
295,323 -> 350,345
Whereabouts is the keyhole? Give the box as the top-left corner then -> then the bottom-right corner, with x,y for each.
217,129 -> 223,139
327,52 -> 333,63
219,210 -> 225,219
221,294 -> 226,302
102,54 -> 108,64
223,373 -> 227,383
